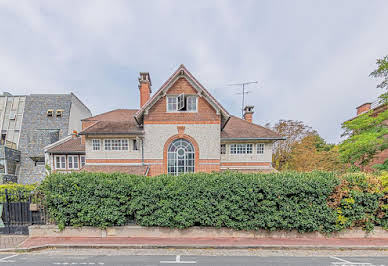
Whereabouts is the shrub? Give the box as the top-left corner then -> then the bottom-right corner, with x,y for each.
329,172 -> 385,231
40,172 -> 143,229
41,171 -> 343,232
0,183 -> 37,202
40,171 -> 386,232
378,171 -> 388,229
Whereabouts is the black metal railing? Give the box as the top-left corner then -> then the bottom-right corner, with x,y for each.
0,189 -> 46,234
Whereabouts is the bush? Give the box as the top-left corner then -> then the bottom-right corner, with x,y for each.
0,183 -> 37,202
378,171 -> 388,229
40,171 -> 386,232
329,173 -> 385,231
40,172 -> 142,229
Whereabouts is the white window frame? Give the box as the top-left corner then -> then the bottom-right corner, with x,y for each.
104,139 -> 111,150
257,143 -> 264,154
122,139 -> 129,150
104,139 -> 130,151
186,96 -> 197,112
92,139 -> 101,151
55,155 -> 66,170
68,155 -> 79,169
230,144 -> 253,154
80,155 -> 86,168
167,96 -> 177,112
166,95 -> 198,113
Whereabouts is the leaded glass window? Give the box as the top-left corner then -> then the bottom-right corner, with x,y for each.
167,138 -> 195,175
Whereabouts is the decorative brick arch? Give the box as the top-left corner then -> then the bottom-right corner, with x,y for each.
163,134 -> 199,174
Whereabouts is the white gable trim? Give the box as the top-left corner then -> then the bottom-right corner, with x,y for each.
135,65 -> 229,123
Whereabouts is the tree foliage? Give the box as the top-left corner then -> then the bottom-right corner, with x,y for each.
339,108 -> 388,168
286,134 -> 344,172
339,55 -> 388,169
370,55 -> 388,103
270,120 -> 342,171
271,120 -> 316,170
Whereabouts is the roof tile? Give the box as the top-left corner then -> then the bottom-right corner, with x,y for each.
47,137 -> 85,153
221,116 -> 283,139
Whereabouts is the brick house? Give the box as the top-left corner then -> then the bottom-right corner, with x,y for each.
46,65 -> 283,176
349,100 -> 388,170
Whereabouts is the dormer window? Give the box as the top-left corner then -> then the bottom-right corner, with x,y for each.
167,94 -> 197,112
47,109 -> 54,117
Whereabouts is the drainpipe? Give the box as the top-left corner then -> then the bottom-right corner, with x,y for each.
141,137 -> 144,165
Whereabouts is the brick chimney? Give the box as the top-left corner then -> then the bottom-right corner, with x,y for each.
139,72 -> 152,108
243,105 -> 254,123
356,102 -> 371,115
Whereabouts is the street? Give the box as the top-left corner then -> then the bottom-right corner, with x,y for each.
0,251 -> 386,266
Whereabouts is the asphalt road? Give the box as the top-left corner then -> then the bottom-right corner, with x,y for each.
0,253 -> 386,266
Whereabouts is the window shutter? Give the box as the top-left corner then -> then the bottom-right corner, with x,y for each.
177,93 -> 185,110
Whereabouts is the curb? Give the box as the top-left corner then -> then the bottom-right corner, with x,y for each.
1,244 -> 388,253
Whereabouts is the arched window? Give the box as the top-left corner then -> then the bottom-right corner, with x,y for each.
167,138 -> 195,175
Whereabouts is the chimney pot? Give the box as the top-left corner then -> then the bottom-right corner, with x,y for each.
243,105 -> 254,123
139,72 -> 152,108
356,102 -> 371,115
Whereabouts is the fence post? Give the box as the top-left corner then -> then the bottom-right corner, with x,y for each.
4,189 -> 10,234
28,193 -> 32,225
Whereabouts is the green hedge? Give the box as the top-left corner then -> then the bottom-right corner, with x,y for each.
39,171 -> 386,232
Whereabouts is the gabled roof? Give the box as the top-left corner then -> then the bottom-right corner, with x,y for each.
46,136 -> 85,154
221,116 -> 284,140
79,121 -> 143,135
134,65 -> 230,125
79,109 -> 143,135
82,109 -> 138,122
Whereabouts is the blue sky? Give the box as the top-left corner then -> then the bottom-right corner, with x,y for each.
0,0 -> 387,143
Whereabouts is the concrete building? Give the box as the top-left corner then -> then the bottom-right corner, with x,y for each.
46,65 -> 283,176
0,92 -> 91,183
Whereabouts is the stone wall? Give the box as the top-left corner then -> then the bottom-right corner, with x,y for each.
18,95 -> 72,184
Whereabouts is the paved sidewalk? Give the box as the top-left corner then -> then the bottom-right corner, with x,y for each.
0,235 -> 28,249
19,236 -> 388,250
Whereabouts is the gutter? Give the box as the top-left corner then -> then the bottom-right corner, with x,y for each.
141,137 -> 145,166
221,137 -> 286,141
78,132 -> 144,136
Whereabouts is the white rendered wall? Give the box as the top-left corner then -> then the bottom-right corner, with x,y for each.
143,124 -> 220,160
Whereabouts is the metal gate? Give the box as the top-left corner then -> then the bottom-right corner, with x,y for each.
0,189 -> 46,234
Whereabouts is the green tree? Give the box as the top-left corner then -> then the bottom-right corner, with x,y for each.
284,134 -> 343,172
370,55 -> 388,103
270,120 -> 316,170
339,55 -> 388,169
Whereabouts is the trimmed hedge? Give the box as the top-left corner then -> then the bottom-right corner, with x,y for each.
40,171 -> 386,232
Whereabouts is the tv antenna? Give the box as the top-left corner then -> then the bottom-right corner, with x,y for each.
228,81 -> 258,118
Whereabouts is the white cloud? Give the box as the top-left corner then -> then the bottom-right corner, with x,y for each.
0,0 -> 387,143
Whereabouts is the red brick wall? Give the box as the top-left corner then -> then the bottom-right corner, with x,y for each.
144,77 -> 220,123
